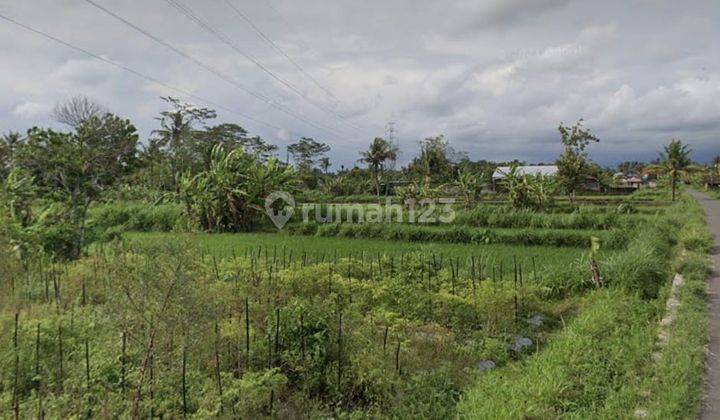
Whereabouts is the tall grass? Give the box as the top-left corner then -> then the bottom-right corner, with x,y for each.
286,222 -> 629,249
87,202 -> 190,234
458,289 -> 658,418
458,194 -> 711,418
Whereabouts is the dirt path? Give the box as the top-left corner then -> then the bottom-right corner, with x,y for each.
688,189 -> 720,419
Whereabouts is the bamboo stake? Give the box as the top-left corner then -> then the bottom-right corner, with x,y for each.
274,308 -> 281,366
337,304 -> 343,391
13,313 -> 19,420
382,326 -> 389,356
57,324 -> 63,393
120,332 -> 126,394
300,313 -> 306,361
395,338 -> 401,375
181,341 -> 188,418
35,322 -> 44,419
245,297 -> 250,368
85,338 -> 92,418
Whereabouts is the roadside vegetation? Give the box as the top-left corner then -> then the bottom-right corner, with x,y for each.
458,195 -> 712,418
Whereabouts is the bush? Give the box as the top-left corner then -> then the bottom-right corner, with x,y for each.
87,202 -> 190,233
454,206 -> 634,230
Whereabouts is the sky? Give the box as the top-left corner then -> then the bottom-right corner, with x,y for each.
1,0 -> 718,168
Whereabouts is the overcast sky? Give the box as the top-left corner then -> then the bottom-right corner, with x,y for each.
1,0 -> 718,168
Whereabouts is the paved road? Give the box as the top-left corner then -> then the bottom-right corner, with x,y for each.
689,189 -> 720,419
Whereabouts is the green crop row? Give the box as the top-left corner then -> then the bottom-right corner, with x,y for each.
285,222 -> 630,249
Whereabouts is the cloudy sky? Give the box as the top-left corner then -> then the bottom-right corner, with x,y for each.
1,0 -> 718,167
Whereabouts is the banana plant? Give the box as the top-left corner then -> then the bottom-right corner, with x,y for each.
457,168 -> 488,207
180,145 -> 295,231
501,164 -> 556,210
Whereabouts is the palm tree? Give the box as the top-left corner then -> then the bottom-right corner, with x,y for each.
646,139 -> 696,201
320,157 -> 331,175
359,137 -> 398,200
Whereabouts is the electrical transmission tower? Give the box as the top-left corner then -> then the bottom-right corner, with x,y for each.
385,120 -> 399,170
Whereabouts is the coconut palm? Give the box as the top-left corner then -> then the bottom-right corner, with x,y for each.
359,137 -> 398,200
646,139 -> 698,201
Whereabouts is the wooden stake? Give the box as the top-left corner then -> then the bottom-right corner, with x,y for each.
214,322 -> 224,414
13,313 -> 19,420
245,297 -> 250,368
120,332 -> 126,394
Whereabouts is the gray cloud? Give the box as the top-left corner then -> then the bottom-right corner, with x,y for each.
0,0 -> 718,167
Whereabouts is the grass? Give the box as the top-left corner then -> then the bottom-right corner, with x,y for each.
596,197 -> 712,418
297,203 -> 649,230
458,288 -> 659,418
2,230 -> 589,418
285,222 -> 629,249
457,194 -> 711,418
125,231 -> 603,274
8,188 -> 706,418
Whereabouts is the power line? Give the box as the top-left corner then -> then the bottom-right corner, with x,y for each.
162,0 -> 363,133
222,0 -> 339,103
260,0 -> 381,138
0,11 -> 302,141
82,0 -> 344,138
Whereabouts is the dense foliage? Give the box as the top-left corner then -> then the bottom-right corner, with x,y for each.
179,145 -> 294,231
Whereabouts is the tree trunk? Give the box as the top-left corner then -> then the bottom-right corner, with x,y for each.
672,175 -> 677,201
373,166 -> 381,202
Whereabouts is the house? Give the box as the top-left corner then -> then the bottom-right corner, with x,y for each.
584,176 -> 602,192
615,174 -> 643,188
704,178 -> 720,190
626,175 -> 643,188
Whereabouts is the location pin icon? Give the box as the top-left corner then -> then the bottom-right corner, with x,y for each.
265,191 -> 295,229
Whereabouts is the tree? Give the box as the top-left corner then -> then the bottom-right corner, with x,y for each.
0,131 -> 22,180
52,95 -> 108,128
151,96 -> 217,180
617,160 -> 644,175
179,145 -> 295,231
320,157 -> 332,175
359,137 -> 398,199
409,135 -> 455,187
287,137 -> 330,172
0,168 -> 39,263
646,139 -> 696,201
555,119 -> 599,199
15,114 -> 139,258
201,124 -> 277,166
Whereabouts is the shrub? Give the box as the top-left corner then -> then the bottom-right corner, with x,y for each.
87,202 -> 190,233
